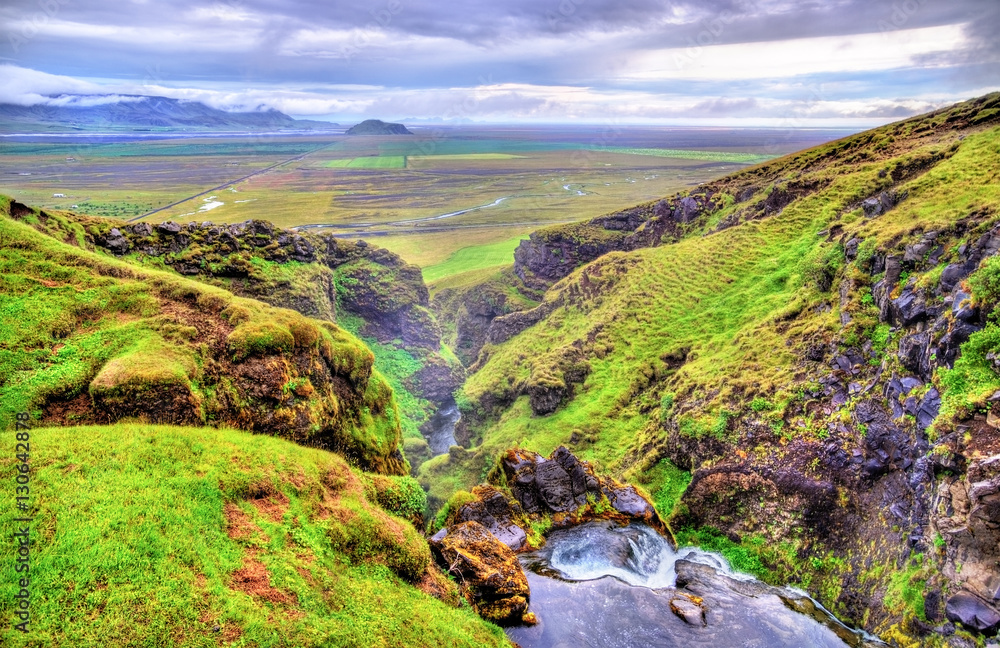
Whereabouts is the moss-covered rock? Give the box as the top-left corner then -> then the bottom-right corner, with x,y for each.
0,203 -> 407,476
429,521 -> 531,625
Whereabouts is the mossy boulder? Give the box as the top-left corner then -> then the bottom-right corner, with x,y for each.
429,521 -> 531,625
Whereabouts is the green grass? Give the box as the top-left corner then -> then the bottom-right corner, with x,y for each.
325,156 -> 407,169
334,312 -> 432,443
674,527 -> 773,580
600,147 -> 776,164
627,459 -> 691,520
421,236 -> 527,284
408,154 -> 523,162
0,424 -> 510,647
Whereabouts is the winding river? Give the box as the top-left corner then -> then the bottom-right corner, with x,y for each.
507,522 -> 884,648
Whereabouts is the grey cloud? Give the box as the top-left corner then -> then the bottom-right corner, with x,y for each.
690,97 -> 759,115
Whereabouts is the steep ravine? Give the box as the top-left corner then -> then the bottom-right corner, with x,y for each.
428,93 -> 1000,646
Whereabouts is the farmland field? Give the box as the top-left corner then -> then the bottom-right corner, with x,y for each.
0,125 -> 854,281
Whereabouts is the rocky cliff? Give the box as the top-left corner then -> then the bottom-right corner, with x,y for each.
0,198 -> 409,475
20,207 -> 463,470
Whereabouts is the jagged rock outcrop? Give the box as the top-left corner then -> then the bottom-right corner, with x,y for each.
511,192 -> 720,292
443,447 -> 668,551
428,521 -> 532,625
46,215 -> 464,423
2,202 -> 409,476
665,217 -> 1000,640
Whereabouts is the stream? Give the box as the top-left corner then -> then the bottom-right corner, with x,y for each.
423,397 -> 460,455
506,522 -> 884,648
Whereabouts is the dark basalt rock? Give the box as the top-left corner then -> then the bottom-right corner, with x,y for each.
498,446 -> 668,536
156,221 -> 181,234
862,189 -> 906,218
98,227 -> 131,255
946,591 -> 1000,634
130,222 -> 153,237
454,486 -> 528,551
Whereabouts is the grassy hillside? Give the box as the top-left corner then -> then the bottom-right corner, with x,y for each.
422,94 -> 1000,642
437,95 -> 1000,493
0,198 -> 406,474
0,424 -> 510,647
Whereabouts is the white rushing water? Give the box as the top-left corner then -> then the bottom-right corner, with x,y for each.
544,522 -> 750,589
508,522 -> 885,648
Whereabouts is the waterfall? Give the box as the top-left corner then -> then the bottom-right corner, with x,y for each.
508,522 -> 885,648
423,397 -> 460,456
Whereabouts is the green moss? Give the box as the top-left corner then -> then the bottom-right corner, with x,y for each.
968,255 -> 1000,306
628,458 -> 690,519
884,554 -> 929,621
431,489 -> 478,533
227,321 -> 295,361
0,424 -> 508,647
88,334 -> 197,401
675,526 -> 772,580
939,323 -> 1000,418
363,473 -> 428,521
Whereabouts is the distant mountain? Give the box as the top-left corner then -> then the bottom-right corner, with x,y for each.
346,119 -> 413,135
0,95 -> 337,133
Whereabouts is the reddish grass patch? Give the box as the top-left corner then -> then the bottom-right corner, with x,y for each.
221,624 -> 243,644
229,553 -> 296,605
224,502 -> 263,541
250,489 -> 290,523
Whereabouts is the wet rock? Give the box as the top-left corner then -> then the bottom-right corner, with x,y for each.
499,447 -> 667,535
429,521 -> 531,625
455,486 -> 528,551
945,591 -> 1000,634
534,460 -> 579,512
917,389 -> 942,431
669,594 -> 706,626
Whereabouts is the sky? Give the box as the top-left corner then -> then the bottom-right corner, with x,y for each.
0,0 -> 998,126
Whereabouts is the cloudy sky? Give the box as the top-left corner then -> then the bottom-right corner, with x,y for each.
0,0 -> 998,126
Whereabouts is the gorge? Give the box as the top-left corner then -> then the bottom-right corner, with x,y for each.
3,92 -> 1000,647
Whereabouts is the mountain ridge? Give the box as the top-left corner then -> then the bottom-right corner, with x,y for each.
0,95 -> 336,133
